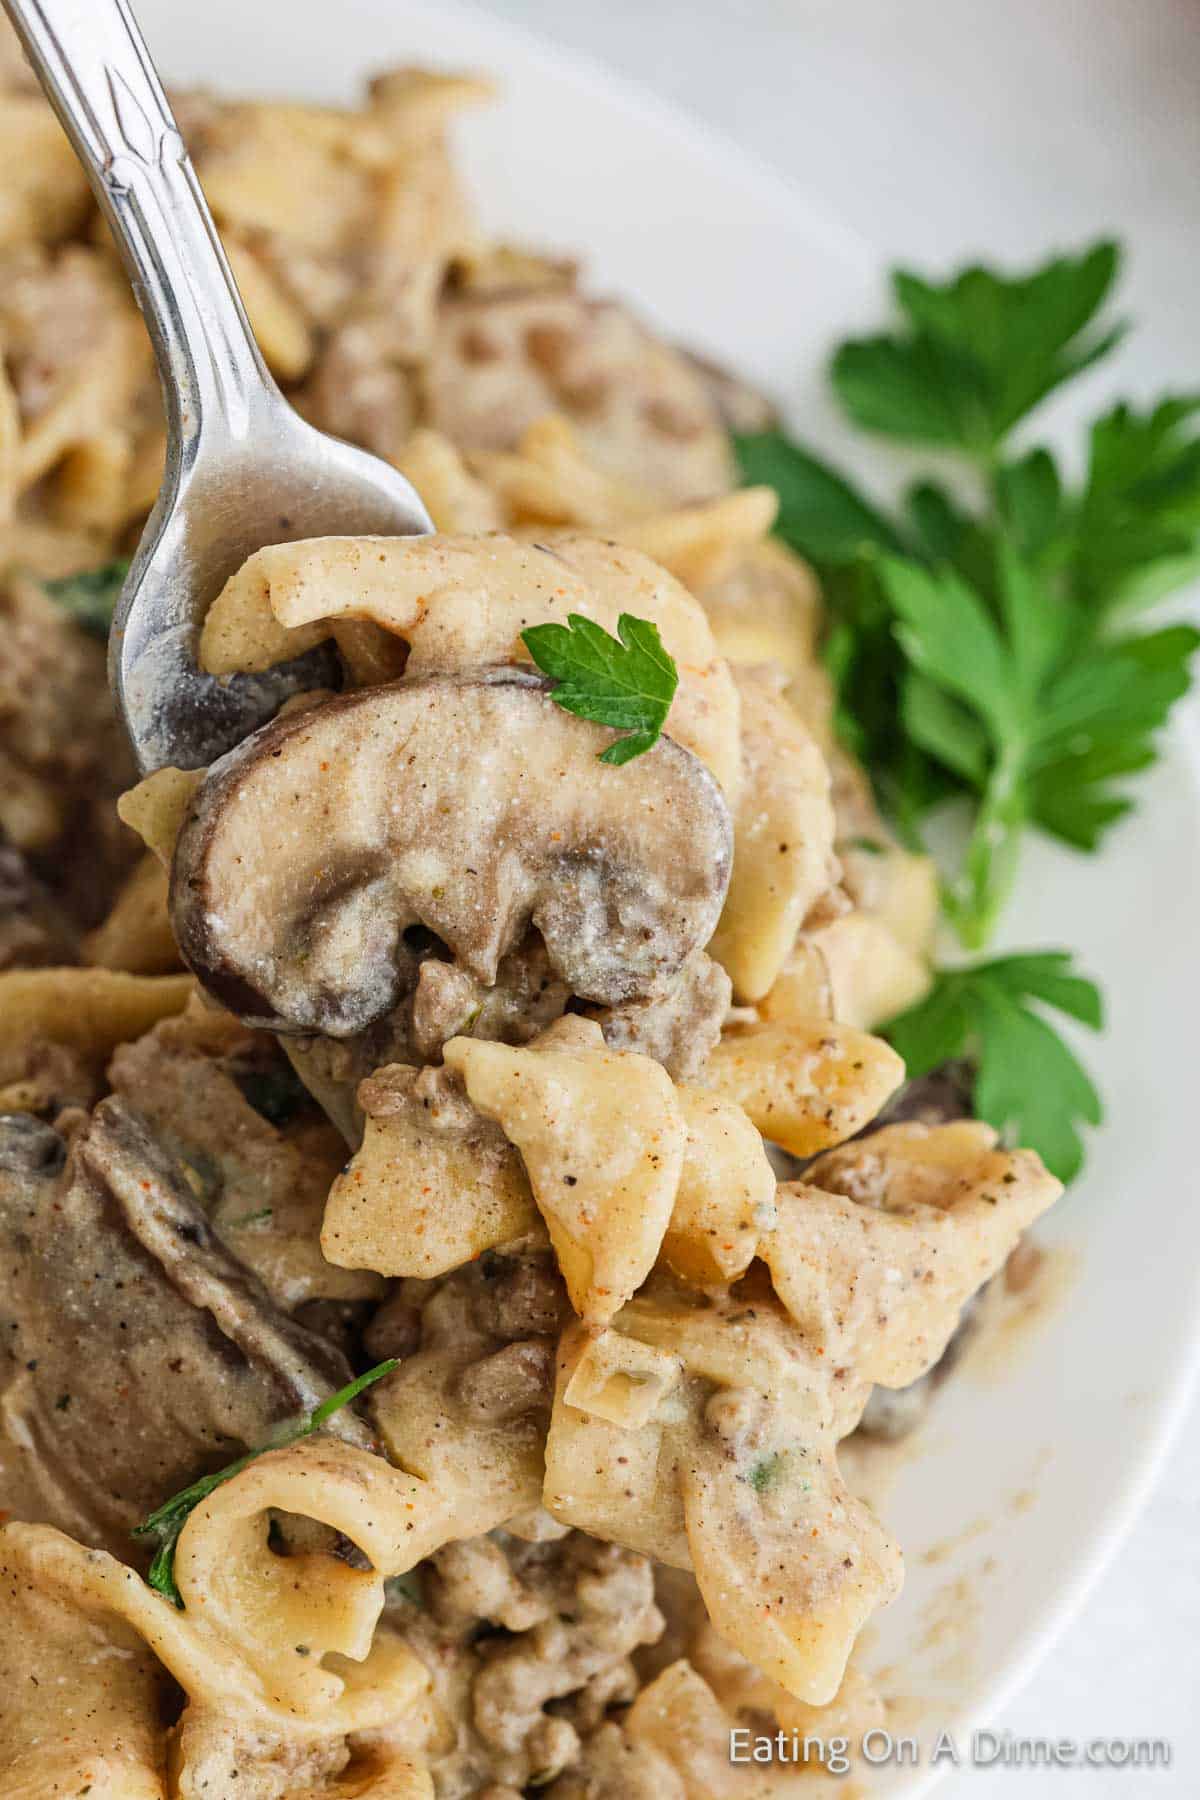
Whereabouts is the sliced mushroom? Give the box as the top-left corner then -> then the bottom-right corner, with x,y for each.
171,673 -> 733,1037
199,531 -> 742,797
108,1006 -> 385,1312
0,1100 -> 372,1546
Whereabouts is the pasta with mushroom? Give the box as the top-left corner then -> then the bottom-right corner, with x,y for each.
198,530 -> 743,796
0,28 -> 1064,1797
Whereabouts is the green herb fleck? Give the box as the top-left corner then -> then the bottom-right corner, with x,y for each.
386,1568 -> 425,1609
42,559 -> 130,640
133,1358 -> 398,1608
225,1207 -> 273,1228
746,1452 -> 785,1493
521,611 -> 679,764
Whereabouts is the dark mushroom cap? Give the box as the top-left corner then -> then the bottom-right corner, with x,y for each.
170,672 -> 733,1037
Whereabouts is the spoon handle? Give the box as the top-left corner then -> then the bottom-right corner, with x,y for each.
2,0 -> 276,466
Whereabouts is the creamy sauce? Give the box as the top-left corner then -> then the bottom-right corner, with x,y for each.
959,1242 -> 1081,1383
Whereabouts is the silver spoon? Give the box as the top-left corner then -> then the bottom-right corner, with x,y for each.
3,0 -> 433,774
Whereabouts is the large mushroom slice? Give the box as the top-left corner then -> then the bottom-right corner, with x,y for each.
171,673 -> 733,1037
0,1101 -> 373,1548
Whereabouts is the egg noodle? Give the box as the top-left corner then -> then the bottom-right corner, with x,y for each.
0,24 -> 1059,1797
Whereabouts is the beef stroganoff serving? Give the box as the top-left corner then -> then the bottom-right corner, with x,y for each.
0,23 -> 1062,1798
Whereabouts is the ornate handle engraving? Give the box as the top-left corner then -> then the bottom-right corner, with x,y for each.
103,62 -> 185,183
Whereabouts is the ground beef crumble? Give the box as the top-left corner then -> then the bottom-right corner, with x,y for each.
387,1525 -> 664,1797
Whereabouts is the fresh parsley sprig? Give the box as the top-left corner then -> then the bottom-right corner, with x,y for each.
734,238 -> 1200,1180
831,241 -> 1125,458
521,611 -> 679,763
735,421 -> 1200,904
1069,395 -> 1200,618
877,550 -> 1197,940
133,1358 -> 397,1608
734,243 -> 1200,917
885,953 -> 1103,1183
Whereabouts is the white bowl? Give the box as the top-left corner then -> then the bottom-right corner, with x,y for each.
136,1 -> 1200,1787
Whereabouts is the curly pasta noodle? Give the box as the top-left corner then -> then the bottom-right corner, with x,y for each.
0,31 -> 1066,1798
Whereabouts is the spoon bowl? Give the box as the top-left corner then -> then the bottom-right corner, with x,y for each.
4,0 -> 432,774
113,398 -> 432,774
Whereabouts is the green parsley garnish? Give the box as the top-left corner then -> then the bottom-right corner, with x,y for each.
877,550 -> 1196,941
746,1452 -> 784,1493
521,611 -> 679,764
385,1568 -> 425,1608
733,238 -> 1200,1182
830,241 -> 1125,457
133,1358 -> 397,1608
886,953 -> 1103,1184
42,558 -> 130,640
224,1206 -> 273,1228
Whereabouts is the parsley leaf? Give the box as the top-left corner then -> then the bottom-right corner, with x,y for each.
521,611 -> 679,764
1069,396 -> 1200,618
42,558 -> 130,640
1026,622 -> 1199,849
734,421 -> 1200,950
132,1358 -> 397,1608
878,549 -> 1199,940
885,953 -> 1103,1182
833,242 -> 1125,454
736,417 -> 1200,942
732,431 -> 902,563
993,449 -> 1067,561
746,1452 -> 785,1493
882,555 -> 1027,744
732,241 -> 1198,1182
224,1206 -> 273,1228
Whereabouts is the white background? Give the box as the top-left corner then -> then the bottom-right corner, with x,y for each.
475,1 -> 1200,1791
